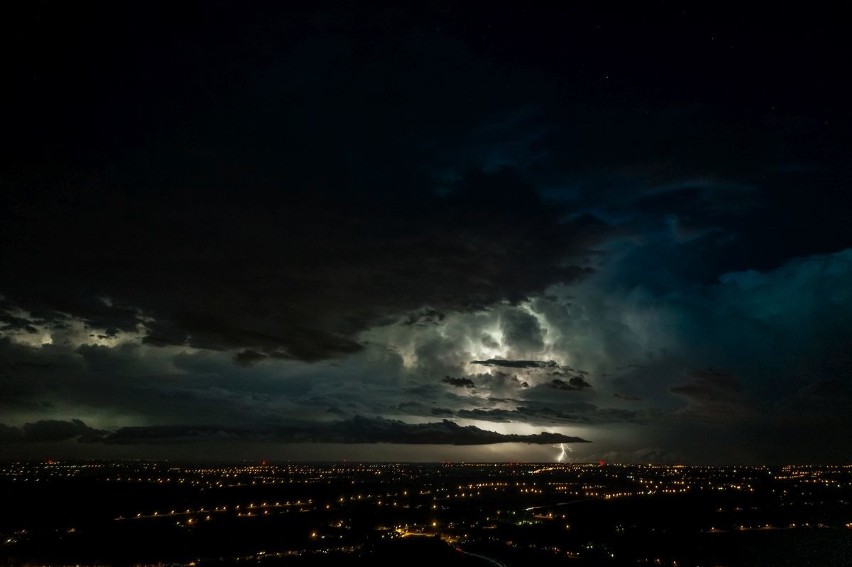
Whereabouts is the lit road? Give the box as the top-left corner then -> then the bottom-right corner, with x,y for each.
397,531 -> 505,567
524,497 -> 586,511
455,547 -> 506,567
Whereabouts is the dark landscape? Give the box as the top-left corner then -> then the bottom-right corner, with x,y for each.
2,461 -> 851,566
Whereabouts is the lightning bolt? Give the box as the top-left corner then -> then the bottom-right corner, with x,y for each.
554,443 -> 573,462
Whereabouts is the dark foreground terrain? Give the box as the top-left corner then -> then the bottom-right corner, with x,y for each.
1,461 -> 851,566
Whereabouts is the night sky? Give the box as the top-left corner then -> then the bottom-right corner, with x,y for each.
2,2 -> 851,464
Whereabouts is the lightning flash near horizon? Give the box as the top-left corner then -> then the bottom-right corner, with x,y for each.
554,443 -> 572,462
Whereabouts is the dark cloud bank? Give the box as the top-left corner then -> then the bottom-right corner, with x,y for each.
1,3 -> 602,364
0,417 -> 587,446
3,3 -> 849,367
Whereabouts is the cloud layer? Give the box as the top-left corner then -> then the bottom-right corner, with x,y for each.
2,3 -> 851,462
0,417 -> 587,446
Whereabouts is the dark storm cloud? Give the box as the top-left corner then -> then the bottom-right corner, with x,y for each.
487,397 -> 521,404
1,3 -> 602,364
456,409 -> 513,423
457,404 -> 639,425
549,377 -> 592,391
442,376 -> 475,388
0,416 -> 587,446
0,311 -> 42,334
429,408 -> 455,417
467,360 -> 594,393
23,419 -> 107,442
669,370 -> 755,421
403,308 -> 446,327
2,170 -> 593,362
468,361 -> 593,391
0,419 -> 106,443
0,337 -> 321,431
499,309 -> 545,357
793,379 -> 852,407
471,359 -> 560,369
234,349 -> 267,367
0,423 -> 23,443
614,393 -> 643,401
